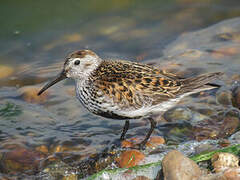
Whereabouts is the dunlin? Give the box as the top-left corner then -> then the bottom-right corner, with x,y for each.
38,50 -> 222,149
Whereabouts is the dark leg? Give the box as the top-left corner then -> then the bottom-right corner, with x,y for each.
137,117 -> 156,149
120,120 -> 130,140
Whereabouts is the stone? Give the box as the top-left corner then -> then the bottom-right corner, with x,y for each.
0,145 -> 45,175
116,150 -> 145,168
146,136 -> 165,148
162,150 -> 201,180
216,90 -> 233,106
35,145 -> 49,154
211,152 -> 239,173
164,107 -> 193,122
0,65 -> 14,79
19,86 -> 49,104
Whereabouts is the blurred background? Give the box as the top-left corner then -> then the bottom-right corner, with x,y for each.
1,0 -> 240,65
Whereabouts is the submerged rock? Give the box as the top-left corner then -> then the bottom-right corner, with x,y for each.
19,86 -> 49,104
216,90 -> 233,106
162,150 -> 201,180
163,106 -> 193,122
0,145 -> 45,175
0,65 -> 14,79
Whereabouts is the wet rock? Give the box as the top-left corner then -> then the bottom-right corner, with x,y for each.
0,145 -> 45,175
121,139 -> 134,148
192,110 -> 240,141
216,90 -> 233,106
211,152 -> 239,173
162,150 -> 201,180
164,107 -> 193,122
218,139 -> 231,147
0,65 -> 14,79
116,150 -> 145,168
195,144 -> 216,155
19,86 -> 49,104
146,136 -> 165,148
232,87 -> 240,109
35,145 -> 49,154
194,107 -> 215,117
192,119 -> 219,141
219,116 -> 240,138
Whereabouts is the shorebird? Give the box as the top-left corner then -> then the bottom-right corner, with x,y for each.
38,50 -> 222,149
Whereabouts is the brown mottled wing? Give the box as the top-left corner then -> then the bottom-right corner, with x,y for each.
92,60 -> 182,109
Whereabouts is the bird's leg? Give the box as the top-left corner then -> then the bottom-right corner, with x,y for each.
137,117 -> 156,149
120,120 -> 130,140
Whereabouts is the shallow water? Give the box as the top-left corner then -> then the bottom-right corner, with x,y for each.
1,0 -> 240,179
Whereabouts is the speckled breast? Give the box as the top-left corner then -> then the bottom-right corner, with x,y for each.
75,81 -> 130,120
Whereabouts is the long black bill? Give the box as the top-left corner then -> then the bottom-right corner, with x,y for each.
37,71 -> 67,96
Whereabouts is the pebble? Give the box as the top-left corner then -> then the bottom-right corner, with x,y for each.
0,65 -> 14,79
35,145 -> 49,154
163,107 -> 193,122
195,144 -> 216,155
116,150 -> 145,168
19,86 -> 49,104
216,90 -> 233,106
162,150 -> 201,180
218,139 -> 231,147
219,116 -> 239,137
146,136 -> 165,148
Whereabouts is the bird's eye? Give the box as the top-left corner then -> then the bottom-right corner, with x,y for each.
74,60 -> 80,65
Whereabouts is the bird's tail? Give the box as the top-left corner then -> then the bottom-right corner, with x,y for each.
178,72 -> 223,94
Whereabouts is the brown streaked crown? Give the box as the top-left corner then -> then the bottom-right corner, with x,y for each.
64,50 -> 98,66
69,50 -> 97,59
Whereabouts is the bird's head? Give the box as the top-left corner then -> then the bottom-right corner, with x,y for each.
38,50 -> 102,95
